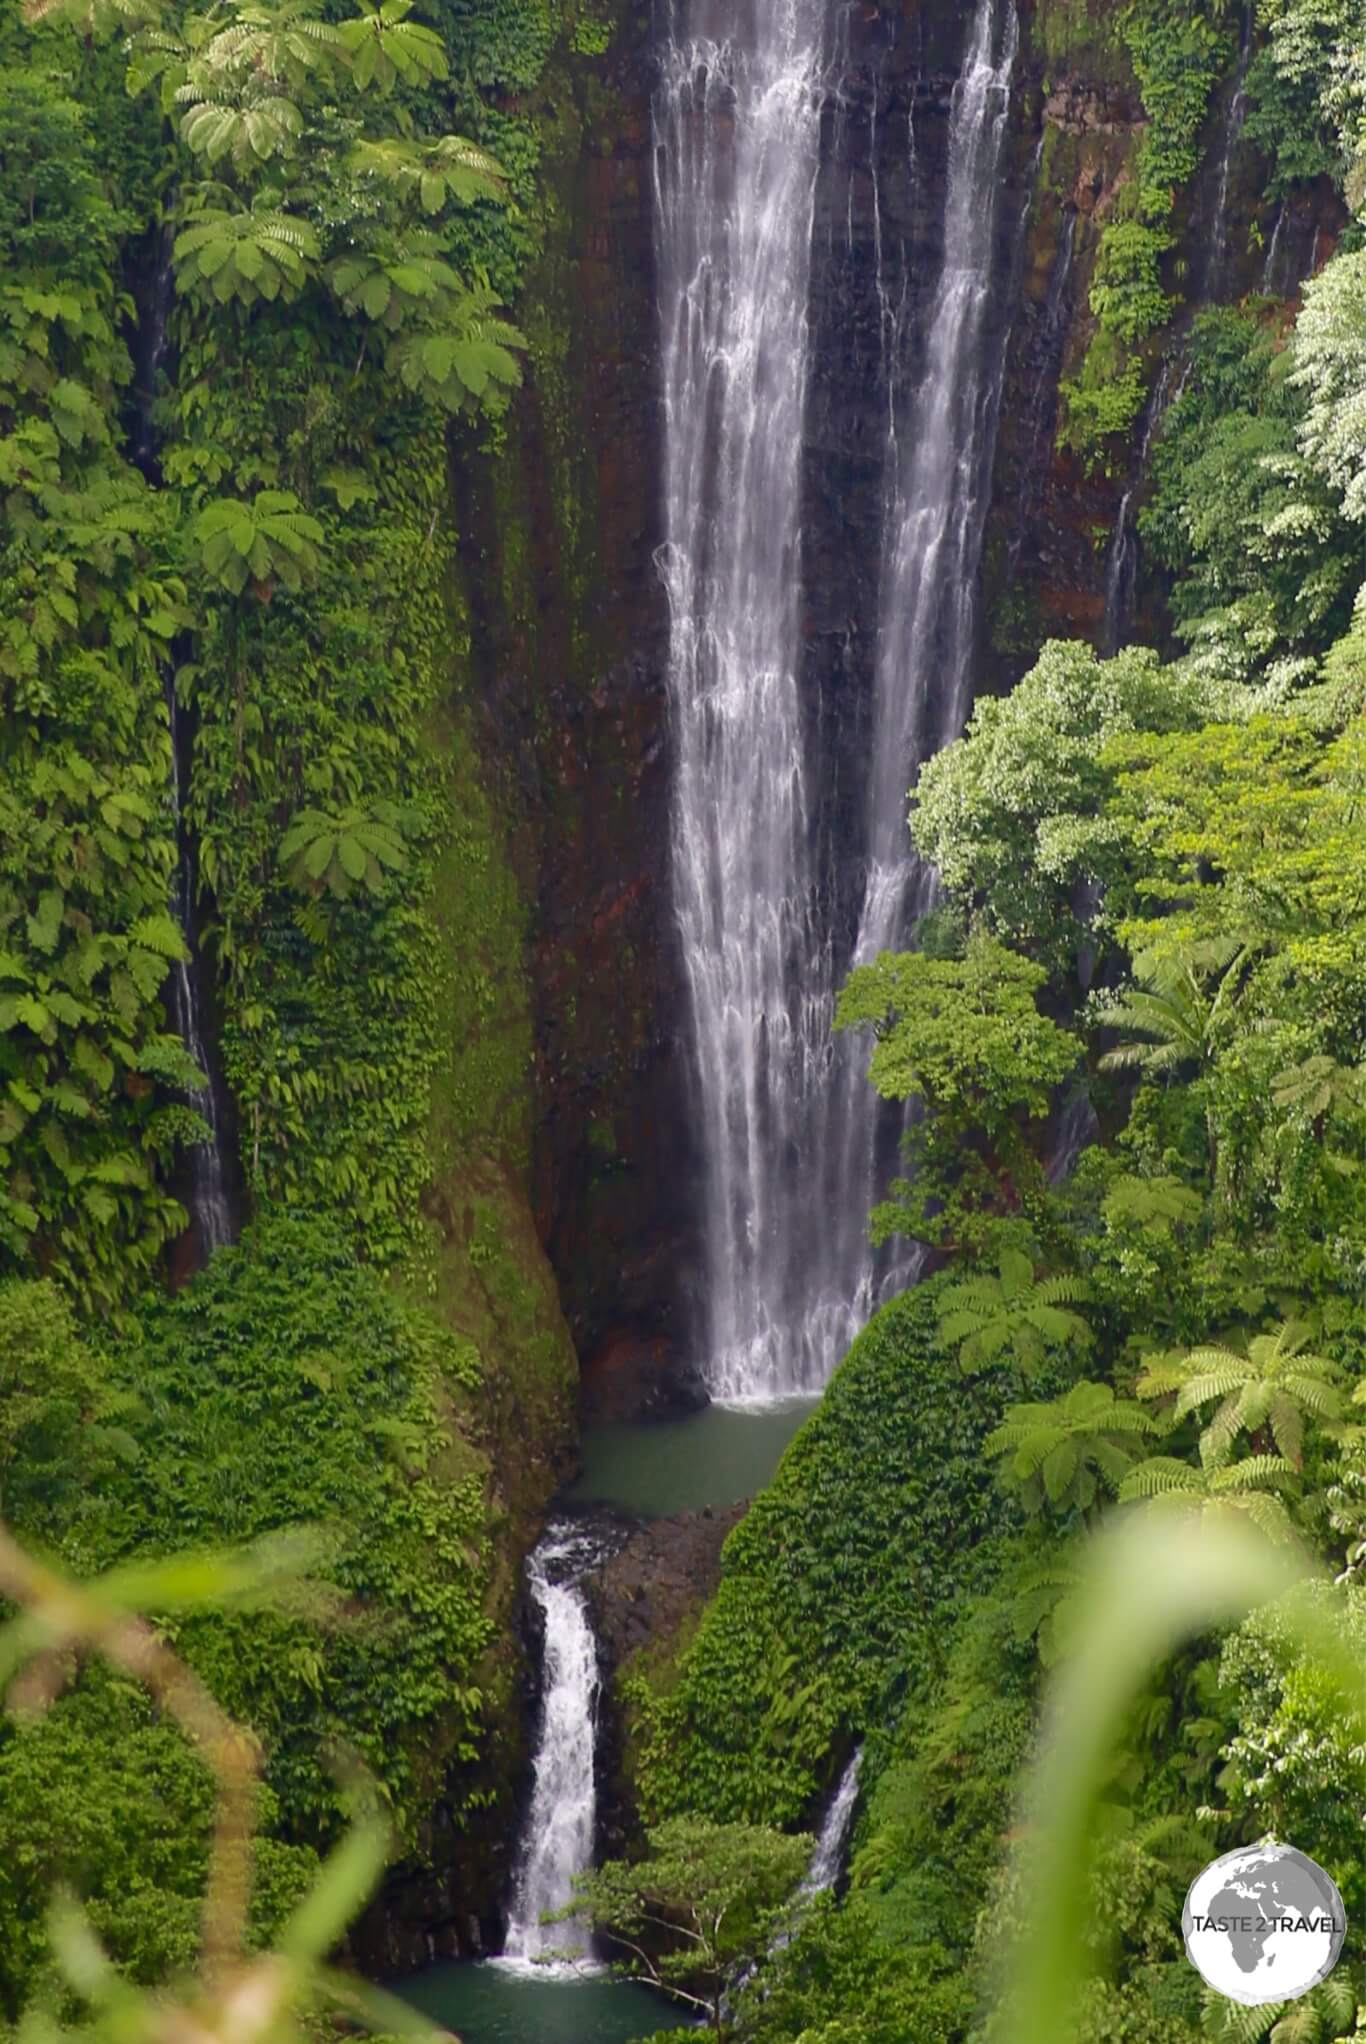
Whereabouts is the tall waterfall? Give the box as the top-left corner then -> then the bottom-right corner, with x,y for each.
501,1524 -> 604,1968
655,0 -> 834,1402
657,0 -> 1021,1402
856,0 -> 1018,955
828,0 -> 1020,1316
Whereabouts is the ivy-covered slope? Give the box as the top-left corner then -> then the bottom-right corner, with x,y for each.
625,1280 -> 1016,1829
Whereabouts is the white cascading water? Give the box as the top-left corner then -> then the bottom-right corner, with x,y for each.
803,1748 -> 862,1895
655,0 -> 837,1402
826,0 -> 1020,1312
658,0 -> 1021,1402
856,0 -> 1018,955
501,1524 -> 603,1969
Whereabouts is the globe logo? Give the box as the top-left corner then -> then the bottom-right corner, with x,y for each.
1182,1843 -> 1346,2006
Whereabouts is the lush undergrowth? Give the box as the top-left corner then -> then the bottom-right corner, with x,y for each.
0,0 -> 584,2022
630,1281 -> 1016,1828
0,1213 -> 504,2017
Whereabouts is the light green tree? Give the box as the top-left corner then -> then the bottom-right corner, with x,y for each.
565,1817 -> 810,2038
1293,250 -> 1366,520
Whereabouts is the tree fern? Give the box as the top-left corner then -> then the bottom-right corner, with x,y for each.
173,204 -> 319,307
936,1244 -> 1091,1372
194,489 -> 323,596
1139,1319 -> 1343,1471
347,133 -> 508,212
987,1382 -> 1156,1521
385,290 -> 524,414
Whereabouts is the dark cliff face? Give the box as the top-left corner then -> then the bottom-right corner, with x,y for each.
458,0 -> 1343,1412
452,6 -> 702,1399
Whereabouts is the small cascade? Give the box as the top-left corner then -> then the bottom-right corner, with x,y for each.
725,1746 -> 864,2017
130,225 -> 174,480
802,1749 -> 862,1895
164,682 -> 235,1259
1101,355 -> 1177,655
134,239 -> 236,1264
1047,1088 -> 1099,1187
1261,203 -> 1287,293
502,1523 -> 607,1969
1206,7 -> 1254,300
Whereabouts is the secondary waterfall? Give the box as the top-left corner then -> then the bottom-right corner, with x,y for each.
803,1749 -> 862,1895
655,0 -> 835,1402
502,1523 -> 604,1968
133,237 -> 236,1264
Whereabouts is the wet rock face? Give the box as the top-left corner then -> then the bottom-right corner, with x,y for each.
583,1503 -> 744,1853
585,1504 -> 742,1668
453,12 -> 702,1397
580,1328 -> 709,1424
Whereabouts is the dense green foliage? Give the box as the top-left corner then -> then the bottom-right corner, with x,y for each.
0,0 -> 587,2020
0,1213 -> 504,2014
629,1282 -> 1014,1828
1060,0 -> 1236,460
0,0 -> 562,1299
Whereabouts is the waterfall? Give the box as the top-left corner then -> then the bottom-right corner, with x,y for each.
655,0 -> 836,1403
164,683 -> 235,1259
501,1523 -> 605,1969
656,0 -> 1020,1402
724,1745 -> 864,2016
1207,6 -> 1253,300
802,1749 -> 862,1895
855,0 -> 1018,949
1101,355 -> 1178,656
825,0 -> 1020,1322
1261,203 -> 1287,293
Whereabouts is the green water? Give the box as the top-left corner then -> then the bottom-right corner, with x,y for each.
396,1961 -> 690,2044
566,1398 -> 816,1518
